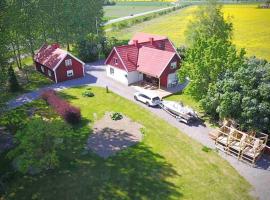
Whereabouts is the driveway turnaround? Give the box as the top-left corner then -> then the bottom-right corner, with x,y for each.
7,60 -> 270,200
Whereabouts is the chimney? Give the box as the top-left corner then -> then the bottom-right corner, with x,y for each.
133,40 -> 138,47
51,43 -> 60,49
149,37 -> 154,45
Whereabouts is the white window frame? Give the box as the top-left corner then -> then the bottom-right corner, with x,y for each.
48,70 -> 52,77
41,66 -> 44,73
67,69 -> 74,77
65,59 -> 72,66
170,62 -> 177,69
114,58 -> 118,65
110,67 -> 114,75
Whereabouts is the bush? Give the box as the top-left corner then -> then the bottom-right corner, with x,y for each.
41,90 -> 81,124
111,112 -> 123,121
82,91 -> 94,97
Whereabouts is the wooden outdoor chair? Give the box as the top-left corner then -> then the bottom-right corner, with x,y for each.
215,126 -> 236,152
240,138 -> 266,166
227,130 -> 247,159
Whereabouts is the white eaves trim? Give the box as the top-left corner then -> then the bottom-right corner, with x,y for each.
158,53 -> 176,78
114,47 -> 129,72
168,39 -> 181,60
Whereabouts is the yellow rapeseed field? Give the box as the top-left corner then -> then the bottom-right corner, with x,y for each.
108,4 -> 270,60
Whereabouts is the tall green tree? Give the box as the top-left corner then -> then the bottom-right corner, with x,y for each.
179,0 -> 245,100
8,65 -> 20,92
201,57 -> 270,133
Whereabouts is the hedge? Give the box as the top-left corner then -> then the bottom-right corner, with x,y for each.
41,90 -> 81,124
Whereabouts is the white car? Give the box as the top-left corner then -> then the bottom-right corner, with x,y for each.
134,91 -> 161,107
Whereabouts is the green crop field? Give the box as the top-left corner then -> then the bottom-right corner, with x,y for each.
104,2 -> 171,19
107,4 -> 270,60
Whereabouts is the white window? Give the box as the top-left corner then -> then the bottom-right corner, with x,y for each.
170,62 -> 177,69
114,58 -> 118,65
67,70 -> 74,77
65,59 -> 72,66
110,68 -> 114,75
41,66 -> 44,73
48,70 -> 52,77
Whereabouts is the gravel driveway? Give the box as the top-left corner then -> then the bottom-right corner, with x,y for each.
7,60 -> 270,200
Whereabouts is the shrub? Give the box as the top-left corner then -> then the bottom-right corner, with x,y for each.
111,112 -> 123,121
82,91 -> 94,97
8,66 -> 20,92
41,90 -> 81,124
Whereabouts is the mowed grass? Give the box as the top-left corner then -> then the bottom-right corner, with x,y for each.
108,4 -> 270,60
104,2 -> 170,19
4,86 -> 252,200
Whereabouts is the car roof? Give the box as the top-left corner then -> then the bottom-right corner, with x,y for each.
137,90 -> 159,98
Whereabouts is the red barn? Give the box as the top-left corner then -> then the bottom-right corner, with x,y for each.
34,43 -> 85,83
104,32 -> 181,88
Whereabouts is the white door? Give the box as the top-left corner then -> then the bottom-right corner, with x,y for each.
167,73 -> 178,88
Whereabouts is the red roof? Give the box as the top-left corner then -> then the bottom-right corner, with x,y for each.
137,47 -> 175,78
34,44 -> 67,70
115,45 -> 139,72
105,33 -> 180,74
128,32 -> 167,45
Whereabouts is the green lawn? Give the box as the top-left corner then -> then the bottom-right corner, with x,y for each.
104,2 -> 170,19
2,86 -> 252,200
107,4 -> 270,60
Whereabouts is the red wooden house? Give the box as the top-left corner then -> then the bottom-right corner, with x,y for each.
34,43 -> 85,83
104,32 -> 181,88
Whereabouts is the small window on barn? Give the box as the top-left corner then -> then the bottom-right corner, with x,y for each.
65,59 -> 72,66
170,62 -> 177,69
67,70 -> 74,77
114,58 -> 118,65
48,70 -> 52,77
41,66 -> 44,73
110,67 -> 114,75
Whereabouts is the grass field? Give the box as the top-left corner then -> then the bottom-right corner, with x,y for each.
104,2 -> 171,19
107,4 -> 270,60
2,86 -> 253,200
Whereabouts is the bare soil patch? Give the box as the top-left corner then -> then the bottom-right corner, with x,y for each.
87,112 -> 143,158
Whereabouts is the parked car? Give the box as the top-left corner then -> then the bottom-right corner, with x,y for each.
134,91 -> 161,107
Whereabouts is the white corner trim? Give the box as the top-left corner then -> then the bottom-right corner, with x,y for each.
158,53 -> 177,78
114,47 -> 129,72
168,39 -> 181,60
54,71 -> 58,83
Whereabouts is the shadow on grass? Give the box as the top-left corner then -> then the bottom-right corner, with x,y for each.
6,145 -> 183,200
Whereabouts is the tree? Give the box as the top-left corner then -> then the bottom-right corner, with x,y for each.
179,0 -> 245,100
201,57 -> 270,134
102,37 -> 128,58
8,65 -> 20,92
7,117 -> 74,173
75,33 -> 103,62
